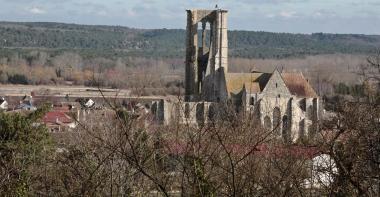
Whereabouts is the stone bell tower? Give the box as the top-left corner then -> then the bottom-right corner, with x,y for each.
185,9 -> 228,102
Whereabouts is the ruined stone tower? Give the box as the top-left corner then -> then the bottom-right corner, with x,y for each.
153,8 -> 321,143
185,9 -> 228,102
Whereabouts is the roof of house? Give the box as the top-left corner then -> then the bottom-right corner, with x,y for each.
0,98 -> 6,105
225,72 -> 271,94
42,111 -> 74,124
225,71 -> 318,98
53,106 -> 71,112
243,82 -> 261,94
281,73 -> 318,98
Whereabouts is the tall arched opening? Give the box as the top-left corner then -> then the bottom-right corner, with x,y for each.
282,115 -> 291,143
273,107 -> 281,135
264,116 -> 271,131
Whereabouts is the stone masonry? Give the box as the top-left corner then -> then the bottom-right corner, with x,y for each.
152,8 -> 322,143
185,9 -> 228,102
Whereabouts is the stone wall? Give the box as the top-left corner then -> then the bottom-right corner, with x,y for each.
151,100 -> 215,126
152,94 -> 321,143
185,9 -> 228,102
261,70 -> 291,97
257,95 -> 320,143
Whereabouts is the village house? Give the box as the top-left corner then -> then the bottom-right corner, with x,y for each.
42,111 -> 76,132
0,97 -> 8,110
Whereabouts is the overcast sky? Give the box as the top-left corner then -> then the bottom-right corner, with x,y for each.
0,0 -> 379,34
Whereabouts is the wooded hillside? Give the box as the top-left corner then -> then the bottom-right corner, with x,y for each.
1,21 -> 379,59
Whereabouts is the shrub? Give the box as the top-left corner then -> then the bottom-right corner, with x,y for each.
7,74 -> 29,84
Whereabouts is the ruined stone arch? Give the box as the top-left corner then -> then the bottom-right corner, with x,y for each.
173,103 -> 181,123
151,102 -> 157,117
197,20 -> 212,92
299,119 -> 305,141
312,98 -> 318,121
307,105 -> 313,120
185,103 -> 190,119
208,103 -> 216,122
308,124 -> 316,139
264,116 -> 271,130
282,115 -> 291,143
196,103 -> 205,125
273,107 -> 281,135
255,99 -> 261,117
197,20 -> 212,48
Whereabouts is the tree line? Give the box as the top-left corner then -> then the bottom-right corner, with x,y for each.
0,22 -> 379,59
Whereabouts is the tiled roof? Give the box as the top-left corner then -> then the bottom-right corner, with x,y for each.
225,72 -> 271,94
42,111 -> 74,124
243,82 -> 261,94
224,71 -> 317,98
53,106 -> 71,112
281,73 -> 318,98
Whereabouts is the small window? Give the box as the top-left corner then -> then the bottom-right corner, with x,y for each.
278,94 -> 281,98
250,97 -> 255,106
275,83 -> 278,88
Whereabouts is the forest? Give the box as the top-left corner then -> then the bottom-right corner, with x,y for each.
0,21 -> 379,98
1,21 -> 380,59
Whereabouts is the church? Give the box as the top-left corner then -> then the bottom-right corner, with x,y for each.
152,9 -> 321,143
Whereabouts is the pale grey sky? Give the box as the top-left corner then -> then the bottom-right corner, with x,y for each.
0,0 -> 379,34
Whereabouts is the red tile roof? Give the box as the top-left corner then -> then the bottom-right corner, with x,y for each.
53,106 -> 71,112
42,111 -> 74,124
281,73 -> 318,98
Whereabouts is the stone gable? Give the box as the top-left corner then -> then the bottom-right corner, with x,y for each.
262,70 -> 291,97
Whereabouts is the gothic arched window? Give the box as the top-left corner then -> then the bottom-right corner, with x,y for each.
282,115 -> 291,143
250,97 -> 255,106
273,107 -> 281,135
264,116 -> 271,130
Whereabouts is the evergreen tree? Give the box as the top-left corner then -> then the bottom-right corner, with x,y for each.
0,105 -> 52,195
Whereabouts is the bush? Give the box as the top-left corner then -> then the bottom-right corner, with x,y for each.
334,83 -> 364,97
7,74 -> 29,84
